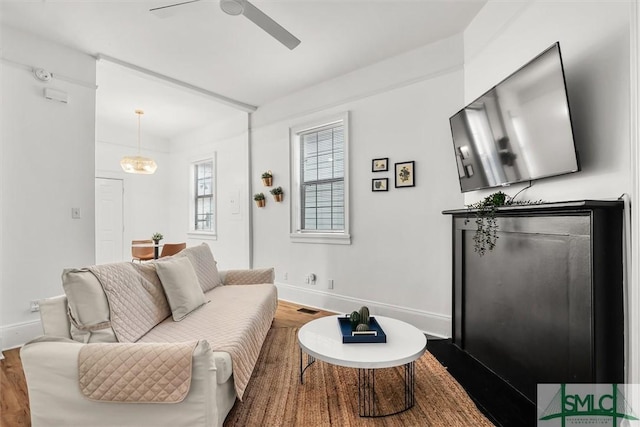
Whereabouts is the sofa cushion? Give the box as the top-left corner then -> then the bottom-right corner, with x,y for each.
175,243 -> 222,292
138,283 -> 278,399
211,351 -> 233,385
62,268 -> 117,343
156,257 -> 206,321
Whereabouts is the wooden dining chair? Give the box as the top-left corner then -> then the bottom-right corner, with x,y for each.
160,242 -> 187,258
131,239 -> 155,262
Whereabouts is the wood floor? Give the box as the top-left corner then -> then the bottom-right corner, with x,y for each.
0,300 -> 335,427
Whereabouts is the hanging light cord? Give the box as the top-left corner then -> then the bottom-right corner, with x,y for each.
136,109 -> 144,154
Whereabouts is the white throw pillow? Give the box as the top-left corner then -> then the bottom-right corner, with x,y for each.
175,243 -> 223,292
156,257 -> 206,321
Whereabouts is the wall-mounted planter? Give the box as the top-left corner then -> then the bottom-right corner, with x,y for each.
261,170 -> 273,187
254,192 -> 266,207
270,186 -> 284,202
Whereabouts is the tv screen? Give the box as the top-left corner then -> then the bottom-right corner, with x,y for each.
449,42 -> 579,193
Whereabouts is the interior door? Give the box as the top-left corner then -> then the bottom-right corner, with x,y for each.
95,178 -> 124,264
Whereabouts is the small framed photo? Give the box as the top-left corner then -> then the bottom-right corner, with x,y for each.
372,178 -> 388,192
395,161 -> 415,188
372,158 -> 389,172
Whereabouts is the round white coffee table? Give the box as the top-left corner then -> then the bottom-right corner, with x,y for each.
298,315 -> 427,417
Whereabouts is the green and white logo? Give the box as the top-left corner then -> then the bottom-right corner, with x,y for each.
538,384 -> 639,427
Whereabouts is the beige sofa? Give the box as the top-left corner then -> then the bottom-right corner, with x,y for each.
21,244 -> 278,427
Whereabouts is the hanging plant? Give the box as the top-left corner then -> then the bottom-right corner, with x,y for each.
465,191 -> 543,256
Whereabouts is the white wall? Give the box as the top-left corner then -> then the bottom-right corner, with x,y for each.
168,113 -> 251,269
1,27 -> 96,349
463,0 -> 631,204
96,122 -> 172,260
251,36 -> 466,337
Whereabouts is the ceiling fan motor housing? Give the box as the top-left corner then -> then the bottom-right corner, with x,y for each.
220,0 -> 244,16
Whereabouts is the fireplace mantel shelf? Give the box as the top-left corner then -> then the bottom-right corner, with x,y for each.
442,199 -> 623,216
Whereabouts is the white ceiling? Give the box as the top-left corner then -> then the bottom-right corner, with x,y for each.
1,0 -> 485,138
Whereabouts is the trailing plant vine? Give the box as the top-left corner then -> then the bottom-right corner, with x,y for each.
465,190 -> 543,256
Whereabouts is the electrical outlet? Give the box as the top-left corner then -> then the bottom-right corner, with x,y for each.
30,301 -> 40,312
307,273 -> 316,285
283,272 -> 288,281
328,279 -> 334,289
71,207 -> 81,219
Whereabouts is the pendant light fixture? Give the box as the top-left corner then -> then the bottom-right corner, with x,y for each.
120,109 -> 157,174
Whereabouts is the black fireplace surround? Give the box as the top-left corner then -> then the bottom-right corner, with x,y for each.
443,200 -> 624,403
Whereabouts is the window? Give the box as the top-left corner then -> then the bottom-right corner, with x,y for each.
290,112 -> 350,244
190,157 -> 216,237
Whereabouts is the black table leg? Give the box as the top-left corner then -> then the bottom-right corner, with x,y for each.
299,348 -> 315,384
358,361 -> 416,417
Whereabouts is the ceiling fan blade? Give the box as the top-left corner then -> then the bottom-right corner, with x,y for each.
241,1 -> 301,50
150,0 -> 202,18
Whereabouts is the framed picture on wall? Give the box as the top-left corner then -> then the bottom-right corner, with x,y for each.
395,161 -> 415,188
372,178 -> 388,192
372,158 -> 389,172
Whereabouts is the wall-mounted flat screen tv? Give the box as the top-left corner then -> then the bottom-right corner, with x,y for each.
449,42 -> 580,193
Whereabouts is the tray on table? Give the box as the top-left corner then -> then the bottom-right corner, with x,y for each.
338,316 -> 387,343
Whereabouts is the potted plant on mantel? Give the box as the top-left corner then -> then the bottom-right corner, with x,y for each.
270,186 -> 284,202
254,193 -> 266,208
465,191 -> 542,256
261,171 -> 273,187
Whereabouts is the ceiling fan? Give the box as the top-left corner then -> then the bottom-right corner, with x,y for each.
150,0 -> 301,50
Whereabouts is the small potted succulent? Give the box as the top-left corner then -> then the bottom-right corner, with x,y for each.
261,170 -> 273,187
254,193 -> 266,207
151,232 -> 163,244
270,186 -> 284,202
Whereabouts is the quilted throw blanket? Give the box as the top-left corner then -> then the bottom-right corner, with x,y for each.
88,263 -> 170,343
139,284 -> 278,400
78,341 -> 198,403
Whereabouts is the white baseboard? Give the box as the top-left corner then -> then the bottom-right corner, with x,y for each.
275,282 -> 452,338
1,319 -> 43,352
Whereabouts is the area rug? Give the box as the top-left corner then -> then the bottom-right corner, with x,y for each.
224,327 -> 495,426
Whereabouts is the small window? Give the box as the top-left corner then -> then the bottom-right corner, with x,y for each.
290,112 -> 350,244
190,157 -> 216,237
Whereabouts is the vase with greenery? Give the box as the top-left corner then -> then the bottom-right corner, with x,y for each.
151,232 -> 163,244
261,171 -> 273,187
465,192 -> 506,256
254,192 -> 266,207
270,186 -> 284,202
465,191 -> 542,256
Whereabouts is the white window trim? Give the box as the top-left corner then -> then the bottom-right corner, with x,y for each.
289,111 -> 351,245
188,154 -> 217,240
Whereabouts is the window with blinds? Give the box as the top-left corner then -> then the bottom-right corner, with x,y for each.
290,112 -> 350,244
193,159 -> 214,232
300,124 -> 345,231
